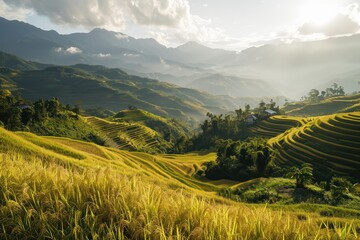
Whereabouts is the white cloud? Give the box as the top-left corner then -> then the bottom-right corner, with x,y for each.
123,53 -> 139,57
2,0 -> 193,31
98,53 -> 111,58
0,0 -> 31,20
65,47 -> 82,54
297,3 -> 360,37
115,33 -> 129,40
54,46 -> 82,54
54,47 -> 63,53
2,0 -> 230,50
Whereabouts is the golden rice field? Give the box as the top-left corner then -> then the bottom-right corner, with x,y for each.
86,116 -> 169,153
0,127 -> 359,239
269,112 -> 360,181
251,115 -> 315,137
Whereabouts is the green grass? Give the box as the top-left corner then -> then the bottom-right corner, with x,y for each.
269,112 -> 360,180
0,127 -> 359,239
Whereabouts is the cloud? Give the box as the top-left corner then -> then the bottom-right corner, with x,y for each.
115,33 -> 129,40
54,47 -> 82,54
298,14 -> 360,36
0,0 -> 31,20
97,53 -> 111,58
65,47 -> 82,54
2,0 -> 193,31
2,0 -> 229,50
298,3 -> 360,37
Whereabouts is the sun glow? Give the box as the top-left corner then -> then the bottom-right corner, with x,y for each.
300,3 -> 340,25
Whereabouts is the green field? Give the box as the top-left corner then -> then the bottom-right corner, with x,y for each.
0,126 -> 359,239
269,112 -> 360,180
284,94 -> 360,116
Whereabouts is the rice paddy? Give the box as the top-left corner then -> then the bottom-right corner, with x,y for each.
0,126 -> 359,239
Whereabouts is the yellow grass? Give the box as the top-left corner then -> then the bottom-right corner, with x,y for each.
0,127 -> 359,239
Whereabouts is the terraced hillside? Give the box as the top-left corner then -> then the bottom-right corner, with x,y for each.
113,108 -> 189,140
269,112 -> 360,180
0,127 -> 359,239
251,115 -> 315,137
284,94 -> 360,116
0,127 -> 229,192
86,116 -> 171,153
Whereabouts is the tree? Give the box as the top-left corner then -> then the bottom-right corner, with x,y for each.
251,146 -> 275,177
330,177 -> 353,201
33,99 -> 46,121
46,97 -> 61,116
308,89 -> 320,103
287,163 -> 313,188
6,107 -> 22,131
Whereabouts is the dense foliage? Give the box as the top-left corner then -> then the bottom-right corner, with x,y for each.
203,138 -> 277,181
190,100 -> 282,151
0,91 -> 104,145
300,83 -> 345,103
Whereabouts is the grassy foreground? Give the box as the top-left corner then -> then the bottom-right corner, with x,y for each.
0,128 -> 359,239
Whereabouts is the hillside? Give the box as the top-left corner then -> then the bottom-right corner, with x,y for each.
251,115 -> 315,137
86,116 -> 171,154
113,108 -> 189,139
5,16 -> 354,99
0,127 -> 359,239
268,112 -> 360,181
85,109 -> 189,154
0,51 -> 240,121
283,94 -> 360,116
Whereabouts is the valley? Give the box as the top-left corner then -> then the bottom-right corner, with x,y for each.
0,10 -> 360,239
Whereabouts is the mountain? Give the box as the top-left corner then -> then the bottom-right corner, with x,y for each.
4,17 -> 360,99
223,35 -> 360,97
187,73 -> 280,98
0,51 -> 242,121
0,17 -> 281,99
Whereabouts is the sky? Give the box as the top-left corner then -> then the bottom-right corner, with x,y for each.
1,0 -> 360,50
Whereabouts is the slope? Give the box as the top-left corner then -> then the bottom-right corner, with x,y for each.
251,115 -> 315,137
86,116 -> 171,154
268,112 -> 360,181
0,127 -> 359,239
284,94 -> 360,116
0,52 -> 238,120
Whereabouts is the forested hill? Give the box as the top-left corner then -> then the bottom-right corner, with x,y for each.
0,51 -> 239,121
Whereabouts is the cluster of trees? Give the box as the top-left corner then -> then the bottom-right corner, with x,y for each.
189,100 -> 281,151
190,112 -> 249,150
0,91 -> 80,131
202,138 -> 277,181
218,162 -> 356,205
302,83 -> 345,103
0,90 -> 103,144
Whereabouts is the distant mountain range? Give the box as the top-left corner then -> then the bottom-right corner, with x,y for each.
0,51 -> 244,121
2,16 -> 359,99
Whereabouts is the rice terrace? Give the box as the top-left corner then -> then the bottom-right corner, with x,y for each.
1,0 -> 360,239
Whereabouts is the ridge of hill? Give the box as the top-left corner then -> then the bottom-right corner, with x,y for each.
0,51 -> 239,121
283,94 -> 360,116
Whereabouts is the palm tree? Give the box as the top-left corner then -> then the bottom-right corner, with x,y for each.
287,163 -> 313,188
